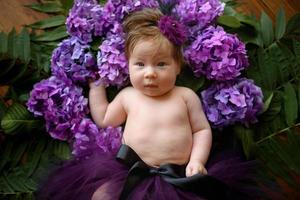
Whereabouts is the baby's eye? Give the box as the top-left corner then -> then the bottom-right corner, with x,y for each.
135,62 -> 144,67
157,62 -> 166,67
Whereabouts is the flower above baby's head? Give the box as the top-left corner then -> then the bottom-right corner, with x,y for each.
123,8 -> 185,68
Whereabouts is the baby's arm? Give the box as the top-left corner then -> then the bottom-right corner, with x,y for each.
183,88 -> 212,177
89,82 -> 127,128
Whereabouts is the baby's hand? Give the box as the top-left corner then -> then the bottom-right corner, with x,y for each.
185,161 -> 207,177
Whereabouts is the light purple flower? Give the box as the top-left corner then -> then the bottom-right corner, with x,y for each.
96,126 -> 123,154
27,76 -> 88,140
51,37 -> 97,84
71,118 -> 100,158
72,118 -> 122,158
66,0 -> 103,43
185,26 -> 249,81
175,0 -> 225,37
97,23 -> 129,86
201,78 -> 264,128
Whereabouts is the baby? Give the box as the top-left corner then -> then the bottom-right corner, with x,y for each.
38,8 -> 253,200
89,8 -> 212,178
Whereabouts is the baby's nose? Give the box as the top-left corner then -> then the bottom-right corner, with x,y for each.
144,67 -> 157,79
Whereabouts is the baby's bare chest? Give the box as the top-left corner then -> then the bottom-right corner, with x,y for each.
128,97 -> 189,126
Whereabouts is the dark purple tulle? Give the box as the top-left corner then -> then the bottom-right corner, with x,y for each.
37,147 -> 260,200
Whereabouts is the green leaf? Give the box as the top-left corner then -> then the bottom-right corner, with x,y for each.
58,0 -> 74,11
283,83 -> 298,126
275,6 -> 286,40
262,92 -> 273,113
17,28 -> 30,63
0,140 -> 14,172
29,15 -> 66,29
297,86 -> 300,116
53,141 -> 71,160
10,142 -> 28,168
0,103 -> 38,135
260,91 -> 282,122
25,3 -> 63,13
25,139 -> 47,177
260,12 -> 274,47
31,26 -> 68,42
7,28 -> 18,59
0,32 -> 8,55
285,13 -> 300,36
233,125 -> 255,158
176,66 -> 205,91
217,15 -> 241,28
293,39 -> 300,62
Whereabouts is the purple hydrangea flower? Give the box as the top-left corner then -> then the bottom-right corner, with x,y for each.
66,0 -> 103,43
27,76 -> 88,140
71,118 -> 101,158
51,37 -> 97,84
72,118 -> 122,158
185,26 -> 249,81
126,0 -> 159,13
175,0 -> 225,37
96,0 -> 158,37
158,15 -> 187,45
96,126 -> 123,154
201,78 -> 264,128
97,23 -> 129,86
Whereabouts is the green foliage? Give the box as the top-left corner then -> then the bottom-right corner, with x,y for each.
28,15 -> 66,30
25,2 -> 63,13
230,7 -> 300,196
1,103 -> 42,135
0,1 -> 72,198
0,137 -> 71,198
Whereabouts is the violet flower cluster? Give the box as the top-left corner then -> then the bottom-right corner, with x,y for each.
97,23 -> 129,86
201,78 -> 263,128
185,26 -> 249,81
51,37 -> 97,84
175,0 -> 225,37
71,118 -> 122,158
27,76 -> 88,141
158,15 -> 187,45
96,126 -> 123,154
27,0 -> 264,156
66,0 -> 102,43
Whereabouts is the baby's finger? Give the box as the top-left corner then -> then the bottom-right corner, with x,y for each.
185,167 -> 192,177
199,166 -> 208,175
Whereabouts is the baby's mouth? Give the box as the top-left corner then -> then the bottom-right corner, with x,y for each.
144,84 -> 158,88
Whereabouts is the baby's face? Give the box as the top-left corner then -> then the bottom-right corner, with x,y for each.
128,39 -> 180,97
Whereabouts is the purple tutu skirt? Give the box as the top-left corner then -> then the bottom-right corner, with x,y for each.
37,145 -> 259,200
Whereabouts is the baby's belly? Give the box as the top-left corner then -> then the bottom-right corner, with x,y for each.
123,127 -> 193,167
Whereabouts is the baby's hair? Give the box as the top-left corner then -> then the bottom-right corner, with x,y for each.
123,8 -> 184,67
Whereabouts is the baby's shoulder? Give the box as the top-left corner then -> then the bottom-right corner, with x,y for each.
174,86 -> 201,101
118,86 -> 139,98
174,86 -> 197,96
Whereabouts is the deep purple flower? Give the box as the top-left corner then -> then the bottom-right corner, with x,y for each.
51,37 -> 97,84
158,15 -> 187,45
72,118 -> 122,158
27,76 -> 88,140
71,118 -> 101,158
96,126 -> 123,154
175,0 -> 225,37
97,23 -> 129,86
126,0 -> 159,13
201,78 -> 264,128
66,0 -> 103,43
185,26 -> 249,81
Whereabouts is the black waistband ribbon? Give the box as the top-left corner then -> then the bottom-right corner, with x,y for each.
116,144 -> 236,200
